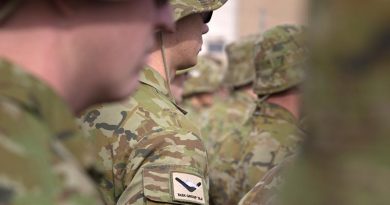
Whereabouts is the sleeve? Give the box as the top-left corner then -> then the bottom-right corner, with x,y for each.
208,128 -> 247,205
116,129 -> 209,205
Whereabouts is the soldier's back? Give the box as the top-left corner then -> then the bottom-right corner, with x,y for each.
204,90 -> 255,157
209,102 -> 302,205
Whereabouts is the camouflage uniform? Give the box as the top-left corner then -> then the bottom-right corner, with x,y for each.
209,25 -> 306,205
78,1 -> 227,203
79,67 -> 209,204
203,91 -> 255,155
203,35 -> 261,158
0,59 -> 103,205
181,56 -> 227,156
280,1 -> 390,205
238,157 -> 294,205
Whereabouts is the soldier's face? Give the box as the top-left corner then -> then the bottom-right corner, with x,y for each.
73,0 -> 174,104
163,13 -> 210,70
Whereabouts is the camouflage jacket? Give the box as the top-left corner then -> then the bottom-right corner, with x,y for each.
209,102 -> 302,205
0,59 -> 103,205
180,101 -> 204,129
203,90 -> 255,157
238,156 -> 294,205
79,66 -> 209,205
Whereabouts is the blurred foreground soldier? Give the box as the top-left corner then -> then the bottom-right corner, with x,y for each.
79,0 -> 228,204
210,25 -> 306,205
280,1 -> 390,205
0,0 -> 173,204
181,56 -> 226,155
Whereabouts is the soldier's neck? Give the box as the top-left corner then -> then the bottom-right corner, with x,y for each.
0,29 -> 86,114
265,88 -> 301,119
147,48 -> 175,81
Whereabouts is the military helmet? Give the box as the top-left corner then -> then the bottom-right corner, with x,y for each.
253,24 -> 306,95
171,0 -> 228,22
183,56 -> 225,96
223,33 -> 262,88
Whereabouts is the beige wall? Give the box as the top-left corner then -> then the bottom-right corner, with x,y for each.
238,0 -> 307,37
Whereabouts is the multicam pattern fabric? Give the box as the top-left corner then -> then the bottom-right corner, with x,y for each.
171,0 -> 228,21
0,58 -> 104,205
183,56 -> 226,96
224,34 -> 262,88
253,25 -> 306,95
204,91 -> 255,157
78,66 -> 209,205
180,94 -> 230,160
280,1 -> 390,204
209,102 -> 302,205
238,157 -> 294,205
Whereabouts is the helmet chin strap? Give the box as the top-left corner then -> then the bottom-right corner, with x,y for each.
159,32 -> 175,102
254,94 -> 270,116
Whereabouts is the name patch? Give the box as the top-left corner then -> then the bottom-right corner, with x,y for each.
171,172 -> 205,204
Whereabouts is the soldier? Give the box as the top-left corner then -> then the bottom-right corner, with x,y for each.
180,55 -> 227,156
280,0 -> 390,205
209,25 -> 306,205
203,34 -> 261,157
0,0 -> 173,204
78,0 -> 228,204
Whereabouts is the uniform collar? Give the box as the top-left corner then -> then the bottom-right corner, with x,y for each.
139,66 -> 170,98
139,66 -> 187,114
253,101 -> 298,125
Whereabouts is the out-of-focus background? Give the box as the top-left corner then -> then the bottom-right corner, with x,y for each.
202,0 -> 307,58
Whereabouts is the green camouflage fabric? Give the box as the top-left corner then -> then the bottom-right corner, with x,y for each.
0,58 -> 104,205
171,0 -> 228,21
280,0 -> 390,205
253,25 -> 306,95
78,66 -> 209,205
209,102 -> 302,205
204,90 -> 255,157
238,156 -> 294,205
180,94 -> 228,160
223,34 -> 262,88
183,56 -> 226,96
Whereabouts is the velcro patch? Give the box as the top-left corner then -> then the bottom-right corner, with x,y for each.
171,172 -> 205,205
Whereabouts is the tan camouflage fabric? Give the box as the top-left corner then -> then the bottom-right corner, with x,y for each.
224,34 -> 262,88
78,66 -> 209,205
180,94 -> 228,160
238,157 -> 294,205
183,56 -> 226,96
171,0 -> 228,21
204,91 -> 255,157
0,58 -> 104,205
209,102 -> 302,205
253,25 -> 306,95
280,0 -> 390,205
